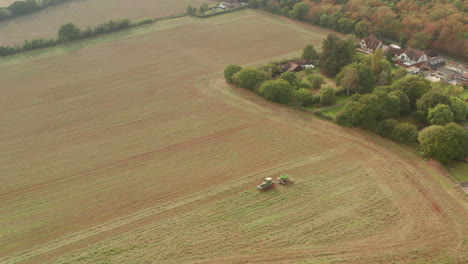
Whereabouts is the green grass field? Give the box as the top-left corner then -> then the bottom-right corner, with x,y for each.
449,162 -> 468,183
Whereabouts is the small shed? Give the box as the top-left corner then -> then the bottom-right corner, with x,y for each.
302,64 -> 315,69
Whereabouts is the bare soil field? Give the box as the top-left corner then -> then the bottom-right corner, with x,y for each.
0,10 -> 466,264
0,0 -> 16,7
0,0 -> 216,46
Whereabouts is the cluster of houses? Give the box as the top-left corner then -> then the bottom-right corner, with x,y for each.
358,35 -> 468,86
216,0 -> 248,11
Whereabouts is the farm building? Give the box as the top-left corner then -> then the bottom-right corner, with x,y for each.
303,64 -> 315,69
280,59 -> 312,72
434,64 -> 467,85
385,45 -> 405,60
395,48 -> 428,66
284,62 -> 302,72
420,57 -> 446,71
357,35 -> 382,54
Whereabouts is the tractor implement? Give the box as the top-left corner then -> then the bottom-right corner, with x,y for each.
276,174 -> 293,185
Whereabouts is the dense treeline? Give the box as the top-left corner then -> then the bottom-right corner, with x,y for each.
225,33 -> 467,164
0,0 -> 73,21
248,0 -> 468,59
0,18 -> 154,56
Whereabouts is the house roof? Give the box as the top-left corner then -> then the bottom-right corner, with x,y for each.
405,48 -> 425,61
362,35 -> 381,51
425,57 -> 446,69
287,63 -> 301,72
388,47 -> 405,56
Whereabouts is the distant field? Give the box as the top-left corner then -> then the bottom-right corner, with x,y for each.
0,0 -> 216,46
0,9 -> 466,264
0,0 -> 16,7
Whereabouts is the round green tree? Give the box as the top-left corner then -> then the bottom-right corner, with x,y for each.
224,65 -> 242,83
391,75 -> 431,107
280,71 -> 298,86
428,104 -> 454,125
307,73 -> 325,89
319,86 -> 336,106
416,91 -> 450,121
290,2 -> 310,20
392,122 -> 418,143
450,96 -> 468,122
58,23 -> 81,40
291,88 -> 316,107
389,90 -> 410,116
302,44 -> 318,61
259,80 -> 292,104
232,68 -> 268,91
418,123 -> 468,164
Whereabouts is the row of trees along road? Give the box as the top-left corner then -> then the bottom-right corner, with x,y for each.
225,33 -> 467,164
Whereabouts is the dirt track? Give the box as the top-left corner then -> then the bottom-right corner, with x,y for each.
0,10 -> 466,264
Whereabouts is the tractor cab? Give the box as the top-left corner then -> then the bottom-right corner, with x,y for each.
257,177 -> 275,191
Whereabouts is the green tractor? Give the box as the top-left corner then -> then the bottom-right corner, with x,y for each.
257,177 -> 275,191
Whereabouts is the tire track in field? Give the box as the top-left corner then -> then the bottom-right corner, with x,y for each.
189,78 -> 468,263
0,122 -> 261,202
0,147 -> 349,264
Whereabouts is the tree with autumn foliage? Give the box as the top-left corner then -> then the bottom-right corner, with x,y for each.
253,0 -> 468,59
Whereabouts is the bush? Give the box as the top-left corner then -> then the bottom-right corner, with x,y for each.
224,65 -> 243,83
58,22 -> 80,40
299,80 -> 311,89
336,91 -> 400,131
259,79 -> 292,104
376,119 -> 399,138
416,91 -> 450,121
418,123 -> 468,164
428,104 -> 454,125
391,75 -> 431,108
260,64 -> 282,77
335,62 -> 376,94
291,88 -> 316,107
319,86 -> 336,105
22,38 -> 56,51
8,0 -> 39,16
133,18 -> 155,26
280,71 -> 298,86
290,2 -> 310,21
302,44 -> 318,61
392,122 -> 418,143
307,73 -> 325,89
389,90 -> 410,116
450,96 -> 468,122
232,68 -> 268,91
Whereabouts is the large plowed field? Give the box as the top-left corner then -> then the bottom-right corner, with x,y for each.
0,0 -> 216,46
0,0 -> 16,7
0,10 -> 466,264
